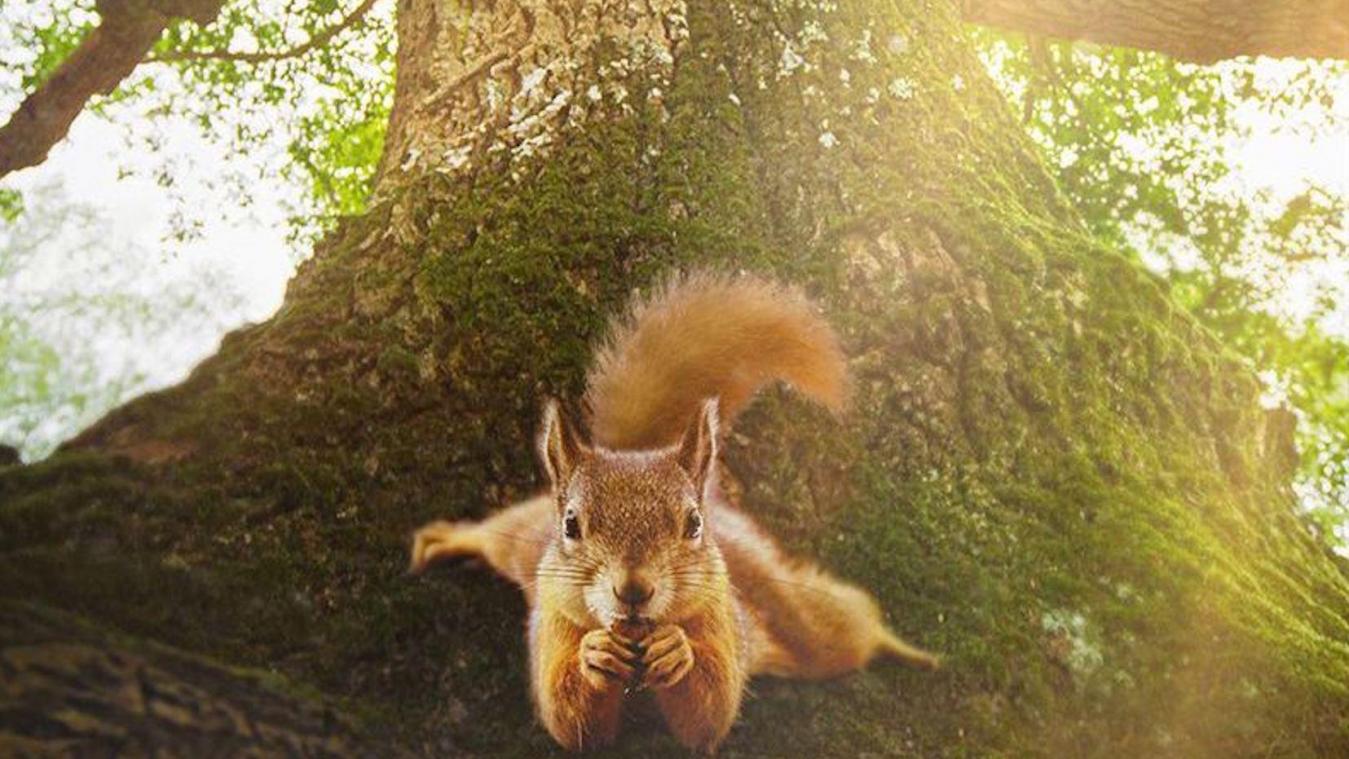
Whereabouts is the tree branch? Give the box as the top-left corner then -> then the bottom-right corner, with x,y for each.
0,0 -> 225,179
961,0 -> 1349,62
0,600 -> 371,754
146,0 -> 379,64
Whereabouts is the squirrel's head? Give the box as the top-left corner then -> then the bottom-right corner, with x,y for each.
535,398 -> 725,629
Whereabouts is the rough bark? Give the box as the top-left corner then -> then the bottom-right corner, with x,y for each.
961,0 -> 1349,62
2,0 -> 1347,756
0,600 -> 371,756
0,0 -> 224,179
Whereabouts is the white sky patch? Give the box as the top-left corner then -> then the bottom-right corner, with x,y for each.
0,108 -> 300,457
1203,67 -> 1348,338
11,116 -> 297,321
0,27 -> 304,457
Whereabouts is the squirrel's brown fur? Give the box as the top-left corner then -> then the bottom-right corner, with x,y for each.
586,272 -> 849,450
411,272 -> 936,752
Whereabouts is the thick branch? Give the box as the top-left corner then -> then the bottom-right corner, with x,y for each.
0,0 -> 223,179
146,0 -> 379,65
0,601 -> 369,755
962,0 -> 1349,62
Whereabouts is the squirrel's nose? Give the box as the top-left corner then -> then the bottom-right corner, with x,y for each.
614,578 -> 654,606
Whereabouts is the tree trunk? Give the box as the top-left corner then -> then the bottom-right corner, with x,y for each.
961,0 -> 1349,62
3,0 -> 1347,756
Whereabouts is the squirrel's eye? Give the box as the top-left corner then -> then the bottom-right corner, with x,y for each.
684,510 -> 703,540
563,510 -> 582,540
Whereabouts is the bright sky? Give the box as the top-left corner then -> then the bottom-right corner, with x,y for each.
0,110 -> 299,455
7,114 -> 297,323
1220,62 -> 1349,337
0,58 -> 304,457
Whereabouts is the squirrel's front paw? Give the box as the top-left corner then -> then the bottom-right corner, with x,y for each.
579,628 -> 639,690
637,624 -> 694,690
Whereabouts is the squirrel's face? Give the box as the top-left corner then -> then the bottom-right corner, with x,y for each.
535,399 -> 726,628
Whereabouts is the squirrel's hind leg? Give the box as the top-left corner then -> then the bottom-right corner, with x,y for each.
794,569 -> 940,675
747,564 -> 940,677
876,627 -> 941,671
410,495 -> 554,586
409,520 -> 488,573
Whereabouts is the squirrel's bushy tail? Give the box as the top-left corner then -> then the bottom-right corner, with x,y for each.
584,271 -> 848,450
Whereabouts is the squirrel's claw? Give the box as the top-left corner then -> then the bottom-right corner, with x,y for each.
579,628 -> 640,690
636,624 -> 695,690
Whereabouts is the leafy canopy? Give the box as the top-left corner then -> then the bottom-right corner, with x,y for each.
0,0 -> 393,243
979,31 -> 1348,549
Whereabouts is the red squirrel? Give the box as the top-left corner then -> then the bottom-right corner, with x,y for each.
411,272 -> 937,751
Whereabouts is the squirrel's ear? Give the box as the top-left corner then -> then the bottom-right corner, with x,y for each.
677,398 -> 719,500
539,399 -> 582,490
